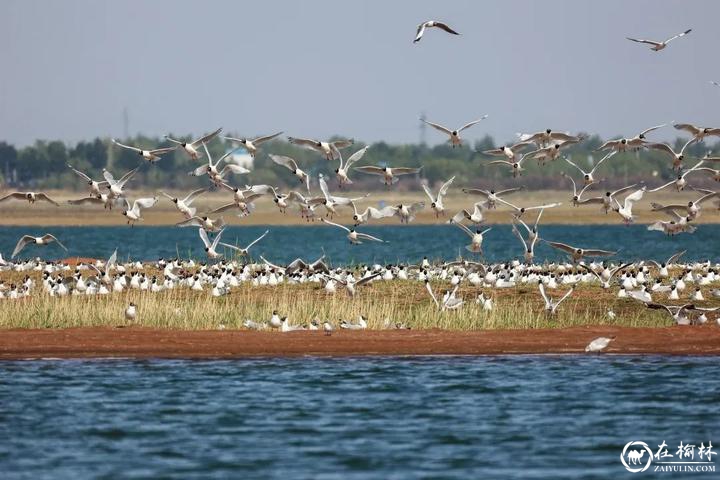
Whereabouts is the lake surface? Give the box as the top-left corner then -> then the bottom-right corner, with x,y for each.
1,356 -> 718,478
0,224 -> 718,265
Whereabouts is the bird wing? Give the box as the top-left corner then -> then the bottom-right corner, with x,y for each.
525,202 -> 561,211
623,187 -> 646,210
67,196 -> 104,205
117,167 -> 139,188
269,154 -> 298,171
673,123 -> 701,136
454,221 -> 474,238
626,37 -> 661,46
183,188 -> 208,204
356,232 -> 384,243
211,228 -> 225,250
287,137 -> 319,149
148,146 -> 177,156
102,169 -> 117,185
175,217 -> 203,228
354,166 -> 385,175
462,188 -> 490,198
538,282 -> 550,307
438,176 -> 455,198
421,184 -> 435,203
189,164 -> 209,177
663,28 -> 691,44
319,175 -> 332,201
35,193 -> 59,206
133,197 -> 158,213
12,235 -> 35,258
244,230 -> 269,250
695,191 -> 718,205
413,23 -> 426,42
66,164 -> 92,182
666,250 -> 687,265
409,201 -> 426,214
425,281 -> 440,308
645,142 -> 676,157
392,167 -> 422,175
434,22 -> 460,35
583,249 -> 617,257
209,203 -> 241,215
220,164 -> 251,176
344,146 -> 369,170
111,139 -> 141,153
639,124 -> 666,136
591,150 -> 617,173
191,127 -> 223,147
648,179 -> 675,193
42,234 -> 67,251
511,223 -> 528,251
482,147 -> 505,155
421,119 -> 452,135
611,183 -> 639,197
556,288 -> 574,307
495,187 -> 523,197
252,131 -> 283,145
563,156 -> 586,175
546,241 -> 575,254
331,139 -> 354,150
458,116 -> 488,132
320,218 -> 350,233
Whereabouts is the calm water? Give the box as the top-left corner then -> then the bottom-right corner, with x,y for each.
0,224 -> 718,265
1,356 -> 718,479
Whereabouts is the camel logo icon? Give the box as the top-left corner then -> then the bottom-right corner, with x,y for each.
621,441 -> 654,473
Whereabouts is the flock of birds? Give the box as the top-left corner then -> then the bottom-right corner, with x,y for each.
1,20 -> 719,352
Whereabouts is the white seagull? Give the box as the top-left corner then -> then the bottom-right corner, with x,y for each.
413,20 -> 460,43
165,127 -> 223,160
111,139 -> 177,163
66,164 -> 108,196
538,282 -> 574,316
270,154 -> 310,192
219,230 -> 269,257
12,234 -> 67,258
222,131 -> 283,157
288,137 -> 353,161
0,191 -> 59,206
335,146 -> 369,187
422,116 -> 488,147
319,218 -> 385,245
161,188 -> 208,219
585,336 -> 616,353
354,165 -> 422,186
199,227 -> 225,259
422,176 -> 455,217
122,197 -> 159,225
626,28 -> 692,51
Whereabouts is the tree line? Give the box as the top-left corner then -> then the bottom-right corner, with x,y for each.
0,133 -> 716,192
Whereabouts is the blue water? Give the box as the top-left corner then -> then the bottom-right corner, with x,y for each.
0,224 -> 718,265
1,356 -> 717,479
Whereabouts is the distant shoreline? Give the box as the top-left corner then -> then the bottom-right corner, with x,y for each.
2,326 -> 719,359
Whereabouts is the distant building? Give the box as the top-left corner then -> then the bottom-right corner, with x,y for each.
226,146 -> 253,169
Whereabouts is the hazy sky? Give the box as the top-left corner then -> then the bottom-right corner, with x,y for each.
1,0 -> 717,146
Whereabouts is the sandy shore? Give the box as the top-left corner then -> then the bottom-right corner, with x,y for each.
1,189 -> 718,226
1,326 -> 719,359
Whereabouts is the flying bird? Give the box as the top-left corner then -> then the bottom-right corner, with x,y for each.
422,116 -> 488,147
222,131 -> 283,157
12,234 -> 67,258
165,127 -> 223,160
111,139 -> 177,163
288,137 -> 353,161
413,20 -> 460,43
354,165 -> 422,186
319,218 -> 385,245
626,28 -> 692,51
0,191 -> 59,206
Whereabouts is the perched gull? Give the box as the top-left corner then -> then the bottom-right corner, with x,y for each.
413,20 -> 460,43
585,336 -> 615,353
627,28 -> 691,51
12,234 -> 67,258
422,116 -> 488,147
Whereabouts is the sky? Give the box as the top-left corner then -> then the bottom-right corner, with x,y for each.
1,0 -> 718,146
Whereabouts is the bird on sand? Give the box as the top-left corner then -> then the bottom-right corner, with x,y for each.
585,336 -> 615,352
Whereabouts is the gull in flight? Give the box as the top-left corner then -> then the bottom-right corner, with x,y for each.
270,154 -> 310,192
462,187 -> 523,209
560,172 -> 596,206
645,302 -> 697,325
322,272 -> 381,297
413,20 -> 460,43
354,165 -> 422,186
319,218 -> 385,245
350,201 -> 395,226
575,183 -> 642,214
66,164 -> 108,196
596,125 -> 666,152
165,127 -> 222,160
219,230 -> 269,257
579,263 -> 631,289
650,191 -> 717,220
647,210 -> 696,236
199,227 -> 226,259
564,151 -> 616,185
122,197 -> 159,225
449,202 -> 486,225
648,160 -> 704,192
0,191 -> 59,206
518,129 -> 581,148
177,216 -> 226,232
111,139 -> 177,164
612,186 -> 646,224
161,188 -> 207,219
335,146 -> 369,188
288,136 -> 353,161
425,281 -> 463,311
486,153 -> 528,178
222,131 -> 283,157
454,222 -> 491,254
644,139 -> 694,171
12,233 -> 67,258
482,141 -> 533,161
103,167 -> 138,200
511,220 -> 539,264
422,176 -> 455,217
67,193 -> 118,210
422,116 -> 488,147
673,123 -> 720,143
545,240 -> 616,263
626,28 -> 692,51
538,281 -> 574,316
526,138 -> 583,165
496,197 -> 561,218
307,174 -> 369,217
189,144 -> 249,186
386,202 -> 426,224
585,336 -> 616,353
211,182 -> 269,217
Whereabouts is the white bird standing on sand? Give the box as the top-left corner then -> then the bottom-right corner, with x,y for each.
270,154 -> 310,192
161,188 -> 207,219
125,302 -> 137,322
422,116 -> 488,147
413,20 -> 460,43
219,230 -> 269,257
422,176 -> 455,217
66,164 -> 108,196
122,197 -> 159,225
323,321 -> 333,336
165,127 -> 223,160
454,222 -> 491,254
199,227 -> 225,259
626,28 -> 692,51
288,137 -> 353,161
354,165 -> 422,186
320,218 -> 385,245
222,131 -> 283,157
269,310 -> 283,330
538,282 -> 574,316
0,191 -> 60,206
585,336 -> 615,353
334,146 -> 369,187
111,139 -> 177,163
12,234 -> 68,258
